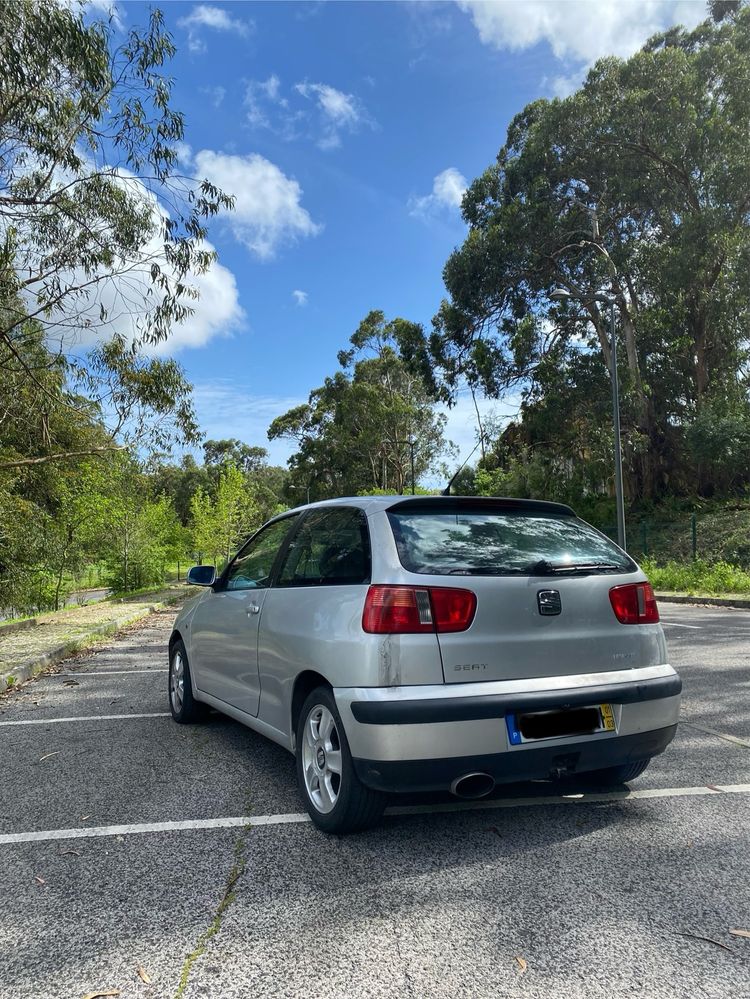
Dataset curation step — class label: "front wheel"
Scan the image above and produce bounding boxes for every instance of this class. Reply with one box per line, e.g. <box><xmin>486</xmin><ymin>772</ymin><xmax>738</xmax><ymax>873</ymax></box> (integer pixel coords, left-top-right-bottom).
<box><xmin>168</xmin><ymin>640</ymin><xmax>209</xmax><ymax>723</ymax></box>
<box><xmin>296</xmin><ymin>686</ymin><xmax>385</xmax><ymax>834</ymax></box>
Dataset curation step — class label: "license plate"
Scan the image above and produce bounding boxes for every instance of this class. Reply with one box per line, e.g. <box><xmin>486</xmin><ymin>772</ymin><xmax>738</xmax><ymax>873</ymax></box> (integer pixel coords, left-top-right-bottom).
<box><xmin>506</xmin><ymin>703</ymin><xmax>616</xmax><ymax>745</ymax></box>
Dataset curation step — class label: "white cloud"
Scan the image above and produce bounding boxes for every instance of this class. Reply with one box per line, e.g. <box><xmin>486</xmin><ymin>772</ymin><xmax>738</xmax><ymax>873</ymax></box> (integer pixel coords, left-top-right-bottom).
<box><xmin>26</xmin><ymin>170</ymin><xmax>244</xmax><ymax>356</ymax></box>
<box><xmin>190</xmin><ymin>383</ymin><xmax>304</xmax><ymax>465</ymax></box>
<box><xmin>409</xmin><ymin>167</ymin><xmax>468</xmax><ymax>218</ymax></box>
<box><xmin>292</xmin><ymin>289</ymin><xmax>308</xmax><ymax>307</ymax></box>
<box><xmin>178</xmin><ymin>4</ymin><xmax>253</xmax><ymax>53</ymax></box>
<box><xmin>295</xmin><ymin>81</ymin><xmax>368</xmax><ymax>150</ymax></box>
<box><xmin>458</xmin><ymin>0</ymin><xmax>706</xmax><ymax>90</ymax></box>
<box><xmin>193</xmin><ymin>150</ymin><xmax>321</xmax><ymax>259</ymax></box>
<box><xmin>201</xmin><ymin>85</ymin><xmax>226</xmax><ymax>108</ymax></box>
<box><xmin>85</xmin><ymin>0</ymin><xmax>124</xmax><ymax>29</ymax></box>
<box><xmin>244</xmin><ymin>74</ymin><xmax>289</xmax><ymax>128</ymax></box>
<box><xmin>242</xmin><ymin>76</ymin><xmax>372</xmax><ymax>150</ymax></box>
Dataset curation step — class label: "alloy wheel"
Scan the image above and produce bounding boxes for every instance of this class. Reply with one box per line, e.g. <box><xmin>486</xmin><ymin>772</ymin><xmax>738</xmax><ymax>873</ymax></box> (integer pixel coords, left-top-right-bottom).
<box><xmin>170</xmin><ymin>651</ymin><xmax>185</xmax><ymax>713</ymax></box>
<box><xmin>302</xmin><ymin>704</ymin><xmax>343</xmax><ymax>814</ymax></box>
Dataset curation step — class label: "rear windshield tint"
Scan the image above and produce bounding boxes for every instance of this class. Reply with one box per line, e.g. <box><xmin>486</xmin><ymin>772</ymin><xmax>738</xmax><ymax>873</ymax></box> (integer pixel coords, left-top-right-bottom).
<box><xmin>387</xmin><ymin>509</ymin><xmax>634</xmax><ymax>576</ymax></box>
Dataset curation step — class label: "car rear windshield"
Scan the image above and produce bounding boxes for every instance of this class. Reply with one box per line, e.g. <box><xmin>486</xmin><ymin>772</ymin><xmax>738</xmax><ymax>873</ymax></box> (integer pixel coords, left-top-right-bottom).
<box><xmin>387</xmin><ymin>508</ymin><xmax>635</xmax><ymax>576</ymax></box>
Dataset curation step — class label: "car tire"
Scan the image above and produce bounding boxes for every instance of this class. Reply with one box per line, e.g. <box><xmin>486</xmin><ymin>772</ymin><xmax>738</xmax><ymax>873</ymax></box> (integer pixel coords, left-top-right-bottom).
<box><xmin>296</xmin><ymin>686</ymin><xmax>385</xmax><ymax>834</ymax></box>
<box><xmin>168</xmin><ymin>639</ymin><xmax>209</xmax><ymax>723</ymax></box>
<box><xmin>576</xmin><ymin>758</ymin><xmax>651</xmax><ymax>786</ymax></box>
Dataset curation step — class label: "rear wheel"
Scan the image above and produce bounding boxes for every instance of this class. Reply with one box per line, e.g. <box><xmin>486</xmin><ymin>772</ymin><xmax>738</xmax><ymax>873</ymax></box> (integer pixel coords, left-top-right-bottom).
<box><xmin>577</xmin><ymin>758</ymin><xmax>651</xmax><ymax>786</ymax></box>
<box><xmin>168</xmin><ymin>640</ymin><xmax>208</xmax><ymax>723</ymax></box>
<box><xmin>296</xmin><ymin>686</ymin><xmax>385</xmax><ymax>834</ymax></box>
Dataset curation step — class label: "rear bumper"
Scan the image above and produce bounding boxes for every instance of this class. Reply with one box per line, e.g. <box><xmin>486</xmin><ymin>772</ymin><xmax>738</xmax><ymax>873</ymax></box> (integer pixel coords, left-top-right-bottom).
<box><xmin>353</xmin><ymin>725</ymin><xmax>678</xmax><ymax>793</ymax></box>
<box><xmin>334</xmin><ymin>663</ymin><xmax>681</xmax><ymax>791</ymax></box>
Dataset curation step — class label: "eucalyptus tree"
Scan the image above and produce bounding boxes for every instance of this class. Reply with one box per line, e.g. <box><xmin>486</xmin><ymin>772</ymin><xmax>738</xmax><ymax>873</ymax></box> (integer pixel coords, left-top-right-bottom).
<box><xmin>432</xmin><ymin>7</ymin><xmax>750</xmax><ymax>500</ymax></box>
<box><xmin>0</xmin><ymin>0</ymin><xmax>232</xmax><ymax>467</ymax></box>
<box><xmin>269</xmin><ymin>311</ymin><xmax>452</xmax><ymax>498</ymax></box>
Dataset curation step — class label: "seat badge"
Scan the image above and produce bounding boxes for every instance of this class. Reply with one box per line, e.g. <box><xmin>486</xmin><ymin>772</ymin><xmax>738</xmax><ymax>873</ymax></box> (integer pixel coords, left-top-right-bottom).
<box><xmin>537</xmin><ymin>589</ymin><xmax>562</xmax><ymax>616</ymax></box>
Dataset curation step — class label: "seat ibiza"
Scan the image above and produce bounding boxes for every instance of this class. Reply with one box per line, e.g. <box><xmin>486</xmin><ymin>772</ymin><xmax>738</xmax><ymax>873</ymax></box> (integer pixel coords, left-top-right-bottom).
<box><xmin>168</xmin><ymin>496</ymin><xmax>680</xmax><ymax>833</ymax></box>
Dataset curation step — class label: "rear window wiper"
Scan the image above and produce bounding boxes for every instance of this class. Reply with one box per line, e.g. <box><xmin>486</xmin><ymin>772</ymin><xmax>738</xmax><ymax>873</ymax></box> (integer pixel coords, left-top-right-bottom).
<box><xmin>530</xmin><ymin>559</ymin><xmax>624</xmax><ymax>575</ymax></box>
<box><xmin>446</xmin><ymin>566</ymin><xmax>526</xmax><ymax>575</ymax></box>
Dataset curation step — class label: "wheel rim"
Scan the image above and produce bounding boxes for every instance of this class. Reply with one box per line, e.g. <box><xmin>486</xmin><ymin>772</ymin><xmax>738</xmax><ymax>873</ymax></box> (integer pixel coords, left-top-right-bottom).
<box><xmin>302</xmin><ymin>704</ymin><xmax>342</xmax><ymax>814</ymax></box>
<box><xmin>170</xmin><ymin>651</ymin><xmax>185</xmax><ymax>713</ymax></box>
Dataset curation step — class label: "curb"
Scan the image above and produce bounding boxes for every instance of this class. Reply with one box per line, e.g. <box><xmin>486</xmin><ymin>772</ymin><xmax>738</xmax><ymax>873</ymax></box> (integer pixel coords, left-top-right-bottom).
<box><xmin>0</xmin><ymin>592</ymin><xmax>189</xmax><ymax>693</ymax></box>
<box><xmin>0</xmin><ymin>618</ymin><xmax>38</xmax><ymax>638</ymax></box>
<box><xmin>656</xmin><ymin>593</ymin><xmax>750</xmax><ymax>610</ymax></box>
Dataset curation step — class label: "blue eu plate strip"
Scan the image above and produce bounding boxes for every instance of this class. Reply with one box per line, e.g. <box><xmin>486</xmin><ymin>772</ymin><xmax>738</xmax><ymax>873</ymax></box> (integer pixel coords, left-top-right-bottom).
<box><xmin>506</xmin><ymin>713</ymin><xmax>523</xmax><ymax>745</ymax></box>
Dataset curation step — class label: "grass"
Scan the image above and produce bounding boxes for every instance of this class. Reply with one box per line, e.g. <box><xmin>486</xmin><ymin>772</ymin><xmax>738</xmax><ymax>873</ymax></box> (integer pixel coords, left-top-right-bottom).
<box><xmin>641</xmin><ymin>557</ymin><xmax>750</xmax><ymax>596</ymax></box>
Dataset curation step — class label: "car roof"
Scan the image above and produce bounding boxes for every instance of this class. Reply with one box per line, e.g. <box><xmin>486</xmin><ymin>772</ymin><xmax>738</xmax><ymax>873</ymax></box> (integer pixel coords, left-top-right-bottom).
<box><xmin>282</xmin><ymin>495</ymin><xmax>577</xmax><ymax>518</ymax></box>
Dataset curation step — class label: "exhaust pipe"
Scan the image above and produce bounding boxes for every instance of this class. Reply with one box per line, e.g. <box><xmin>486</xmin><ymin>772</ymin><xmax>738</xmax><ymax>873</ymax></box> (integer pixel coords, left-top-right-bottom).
<box><xmin>450</xmin><ymin>772</ymin><xmax>496</xmax><ymax>799</ymax></box>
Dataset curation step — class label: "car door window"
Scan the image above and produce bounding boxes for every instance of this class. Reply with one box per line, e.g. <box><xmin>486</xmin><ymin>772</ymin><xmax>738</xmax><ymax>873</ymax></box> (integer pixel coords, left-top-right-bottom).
<box><xmin>225</xmin><ymin>517</ymin><xmax>297</xmax><ymax>591</ymax></box>
<box><xmin>277</xmin><ymin>508</ymin><xmax>370</xmax><ymax>586</ymax></box>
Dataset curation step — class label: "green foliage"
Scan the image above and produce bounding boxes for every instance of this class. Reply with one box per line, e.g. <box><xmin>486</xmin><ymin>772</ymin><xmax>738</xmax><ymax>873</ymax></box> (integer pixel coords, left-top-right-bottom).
<box><xmin>642</xmin><ymin>557</ymin><xmax>750</xmax><ymax>595</ymax></box>
<box><xmin>432</xmin><ymin>9</ymin><xmax>750</xmax><ymax>503</ymax></box>
<box><xmin>190</xmin><ymin>464</ymin><xmax>261</xmax><ymax>568</ymax></box>
<box><xmin>0</xmin><ymin>0</ymin><xmax>232</xmax><ymax>465</ymax></box>
<box><xmin>270</xmin><ymin>310</ymin><xmax>454</xmax><ymax>499</ymax></box>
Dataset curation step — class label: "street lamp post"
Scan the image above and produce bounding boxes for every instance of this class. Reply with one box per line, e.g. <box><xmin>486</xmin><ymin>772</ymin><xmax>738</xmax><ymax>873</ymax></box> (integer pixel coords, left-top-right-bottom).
<box><xmin>550</xmin><ymin>289</ymin><xmax>627</xmax><ymax>551</ymax></box>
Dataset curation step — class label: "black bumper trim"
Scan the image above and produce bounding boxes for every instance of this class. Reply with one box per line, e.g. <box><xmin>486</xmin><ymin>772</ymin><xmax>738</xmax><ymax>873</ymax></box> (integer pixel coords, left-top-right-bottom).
<box><xmin>353</xmin><ymin>725</ymin><xmax>678</xmax><ymax>793</ymax></box>
<box><xmin>350</xmin><ymin>672</ymin><xmax>681</xmax><ymax>726</ymax></box>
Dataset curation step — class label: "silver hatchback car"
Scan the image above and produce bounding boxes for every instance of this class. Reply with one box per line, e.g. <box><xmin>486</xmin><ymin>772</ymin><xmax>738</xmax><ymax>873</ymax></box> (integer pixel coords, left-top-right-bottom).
<box><xmin>169</xmin><ymin>496</ymin><xmax>680</xmax><ymax>833</ymax></box>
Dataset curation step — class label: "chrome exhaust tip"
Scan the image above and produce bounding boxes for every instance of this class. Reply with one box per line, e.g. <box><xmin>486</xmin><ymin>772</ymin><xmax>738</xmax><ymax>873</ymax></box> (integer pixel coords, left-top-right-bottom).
<box><xmin>450</xmin><ymin>772</ymin><xmax>496</xmax><ymax>799</ymax></box>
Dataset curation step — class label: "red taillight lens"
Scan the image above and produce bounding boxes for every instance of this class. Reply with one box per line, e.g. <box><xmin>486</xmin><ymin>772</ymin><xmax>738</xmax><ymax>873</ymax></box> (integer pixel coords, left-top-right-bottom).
<box><xmin>429</xmin><ymin>587</ymin><xmax>477</xmax><ymax>632</ymax></box>
<box><xmin>362</xmin><ymin>585</ymin><xmax>476</xmax><ymax>634</ymax></box>
<box><xmin>609</xmin><ymin>582</ymin><xmax>659</xmax><ymax>624</ymax></box>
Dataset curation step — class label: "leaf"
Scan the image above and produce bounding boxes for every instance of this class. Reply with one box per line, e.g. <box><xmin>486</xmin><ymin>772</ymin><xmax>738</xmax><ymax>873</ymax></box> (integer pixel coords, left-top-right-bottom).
<box><xmin>677</xmin><ymin>932</ymin><xmax>733</xmax><ymax>952</ymax></box>
<box><xmin>63</xmin><ymin>679</ymin><xmax>80</xmax><ymax>686</ymax></box>
<box><xmin>136</xmin><ymin>966</ymin><xmax>152</xmax><ymax>984</ymax></box>
<box><xmin>39</xmin><ymin>751</ymin><xmax>61</xmax><ymax>762</ymax></box>
<box><xmin>82</xmin><ymin>991</ymin><xmax>120</xmax><ymax>999</ymax></box>
<box><xmin>515</xmin><ymin>956</ymin><xmax>527</xmax><ymax>975</ymax></box>
<box><xmin>34</xmin><ymin>875</ymin><xmax>46</xmax><ymax>885</ymax></box>
<box><xmin>730</xmin><ymin>929</ymin><xmax>750</xmax><ymax>939</ymax></box>
<box><xmin>59</xmin><ymin>849</ymin><xmax>81</xmax><ymax>857</ymax></box>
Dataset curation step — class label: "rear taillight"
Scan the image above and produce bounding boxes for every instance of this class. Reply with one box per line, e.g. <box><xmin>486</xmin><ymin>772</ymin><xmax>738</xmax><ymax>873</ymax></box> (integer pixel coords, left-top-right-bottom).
<box><xmin>609</xmin><ymin>582</ymin><xmax>659</xmax><ymax>624</ymax></box>
<box><xmin>362</xmin><ymin>585</ymin><xmax>476</xmax><ymax>634</ymax></box>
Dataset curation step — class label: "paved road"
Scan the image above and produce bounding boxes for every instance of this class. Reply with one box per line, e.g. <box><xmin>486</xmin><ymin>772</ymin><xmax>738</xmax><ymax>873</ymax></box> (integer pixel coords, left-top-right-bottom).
<box><xmin>0</xmin><ymin>604</ymin><xmax>748</xmax><ymax>999</ymax></box>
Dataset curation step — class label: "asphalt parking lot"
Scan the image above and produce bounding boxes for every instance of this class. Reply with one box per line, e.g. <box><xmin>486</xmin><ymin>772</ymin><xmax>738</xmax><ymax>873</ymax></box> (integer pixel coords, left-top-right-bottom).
<box><xmin>1</xmin><ymin>603</ymin><xmax>749</xmax><ymax>999</ymax></box>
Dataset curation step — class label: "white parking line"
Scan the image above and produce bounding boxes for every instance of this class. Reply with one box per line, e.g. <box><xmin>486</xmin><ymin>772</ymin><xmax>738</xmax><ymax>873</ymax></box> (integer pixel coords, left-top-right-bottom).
<box><xmin>660</xmin><ymin>621</ymin><xmax>702</xmax><ymax>629</ymax></box>
<box><xmin>0</xmin><ymin>712</ymin><xmax>169</xmax><ymax>727</ymax></box>
<box><xmin>1</xmin><ymin>784</ymin><xmax>748</xmax><ymax>845</ymax></box>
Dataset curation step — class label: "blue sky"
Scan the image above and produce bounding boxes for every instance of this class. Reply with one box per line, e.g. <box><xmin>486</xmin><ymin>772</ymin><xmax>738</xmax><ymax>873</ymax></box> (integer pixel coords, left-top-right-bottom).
<box><xmin>99</xmin><ymin>0</ymin><xmax>706</xmax><ymax>469</ymax></box>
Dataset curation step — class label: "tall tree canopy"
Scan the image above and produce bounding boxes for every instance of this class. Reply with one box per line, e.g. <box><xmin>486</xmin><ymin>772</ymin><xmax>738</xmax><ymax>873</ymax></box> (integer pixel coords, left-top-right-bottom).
<box><xmin>0</xmin><ymin>0</ymin><xmax>232</xmax><ymax>466</ymax></box>
<box><xmin>432</xmin><ymin>7</ymin><xmax>750</xmax><ymax>501</ymax></box>
<box><xmin>269</xmin><ymin>311</ymin><xmax>452</xmax><ymax>498</ymax></box>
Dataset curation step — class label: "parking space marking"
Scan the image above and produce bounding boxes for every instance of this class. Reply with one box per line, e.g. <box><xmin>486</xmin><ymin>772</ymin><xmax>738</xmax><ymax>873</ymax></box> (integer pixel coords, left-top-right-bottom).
<box><xmin>0</xmin><ymin>712</ymin><xmax>169</xmax><ymax>727</ymax></box>
<box><xmin>682</xmin><ymin>719</ymin><xmax>750</xmax><ymax>749</ymax></box>
<box><xmin>2</xmin><ymin>784</ymin><xmax>749</xmax><ymax>846</ymax></box>
<box><xmin>660</xmin><ymin>621</ymin><xmax>702</xmax><ymax>629</ymax></box>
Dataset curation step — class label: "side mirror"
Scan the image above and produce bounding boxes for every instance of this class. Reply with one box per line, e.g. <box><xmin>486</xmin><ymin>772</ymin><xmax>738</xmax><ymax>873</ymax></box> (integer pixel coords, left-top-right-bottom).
<box><xmin>187</xmin><ymin>565</ymin><xmax>216</xmax><ymax>587</ymax></box>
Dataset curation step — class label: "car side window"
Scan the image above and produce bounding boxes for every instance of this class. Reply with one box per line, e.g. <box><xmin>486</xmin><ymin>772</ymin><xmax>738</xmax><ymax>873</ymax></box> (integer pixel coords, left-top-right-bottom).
<box><xmin>225</xmin><ymin>517</ymin><xmax>297</xmax><ymax>591</ymax></box>
<box><xmin>277</xmin><ymin>508</ymin><xmax>370</xmax><ymax>587</ymax></box>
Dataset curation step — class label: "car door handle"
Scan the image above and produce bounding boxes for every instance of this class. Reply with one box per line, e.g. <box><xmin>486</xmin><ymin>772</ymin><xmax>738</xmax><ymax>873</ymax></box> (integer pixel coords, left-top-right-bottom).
<box><xmin>247</xmin><ymin>603</ymin><xmax>260</xmax><ymax>615</ymax></box>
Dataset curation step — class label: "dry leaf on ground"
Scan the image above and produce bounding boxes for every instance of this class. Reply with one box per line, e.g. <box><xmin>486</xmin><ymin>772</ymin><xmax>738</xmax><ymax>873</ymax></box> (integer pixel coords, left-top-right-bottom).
<box><xmin>515</xmin><ymin>956</ymin><xmax>528</xmax><ymax>974</ymax></box>
<box><xmin>730</xmin><ymin>929</ymin><xmax>750</xmax><ymax>939</ymax></box>
<box><xmin>82</xmin><ymin>991</ymin><xmax>120</xmax><ymax>999</ymax></box>
<box><xmin>34</xmin><ymin>876</ymin><xmax>46</xmax><ymax>885</ymax></box>
<box><xmin>39</xmin><ymin>751</ymin><xmax>61</xmax><ymax>762</ymax></box>
<box><xmin>136</xmin><ymin>966</ymin><xmax>152</xmax><ymax>984</ymax></box>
